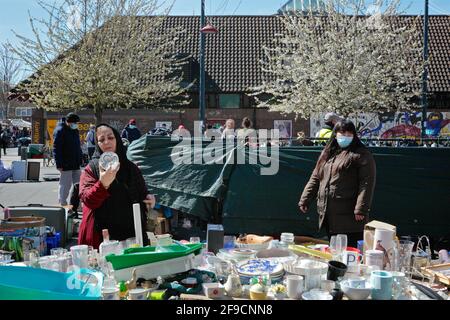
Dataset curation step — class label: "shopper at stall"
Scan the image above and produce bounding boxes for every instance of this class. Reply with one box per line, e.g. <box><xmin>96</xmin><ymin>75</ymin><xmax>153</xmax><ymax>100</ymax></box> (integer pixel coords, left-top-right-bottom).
<box><xmin>221</xmin><ymin>119</ymin><xmax>236</xmax><ymax>139</ymax></box>
<box><xmin>78</xmin><ymin>124</ymin><xmax>156</xmax><ymax>249</ymax></box>
<box><xmin>298</xmin><ymin>120</ymin><xmax>376</xmax><ymax>247</ymax></box>
<box><xmin>85</xmin><ymin>124</ymin><xmax>96</xmax><ymax>160</ymax></box>
<box><xmin>53</xmin><ymin>113</ymin><xmax>83</xmax><ymax>206</ymax></box>
<box><xmin>121</xmin><ymin>119</ymin><xmax>142</xmax><ymax>144</ymax></box>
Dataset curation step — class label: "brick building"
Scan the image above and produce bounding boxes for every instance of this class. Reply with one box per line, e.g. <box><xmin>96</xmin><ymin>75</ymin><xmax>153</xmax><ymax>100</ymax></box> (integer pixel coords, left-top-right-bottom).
<box><xmin>9</xmin><ymin>15</ymin><xmax>450</xmax><ymax>143</ymax></box>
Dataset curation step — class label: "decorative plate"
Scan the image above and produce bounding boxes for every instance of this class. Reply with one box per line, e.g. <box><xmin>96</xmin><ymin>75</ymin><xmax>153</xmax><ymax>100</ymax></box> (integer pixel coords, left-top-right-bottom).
<box><xmin>237</xmin><ymin>259</ymin><xmax>284</xmax><ymax>276</ymax></box>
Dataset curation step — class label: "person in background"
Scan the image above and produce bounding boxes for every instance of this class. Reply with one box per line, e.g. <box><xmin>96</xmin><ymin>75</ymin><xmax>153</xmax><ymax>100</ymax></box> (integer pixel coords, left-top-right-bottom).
<box><xmin>316</xmin><ymin>112</ymin><xmax>343</xmax><ymax>144</ymax></box>
<box><xmin>1</xmin><ymin>128</ymin><xmax>9</xmax><ymax>155</ymax></box>
<box><xmin>86</xmin><ymin>125</ymin><xmax>96</xmax><ymax>160</ymax></box>
<box><xmin>221</xmin><ymin>119</ymin><xmax>236</xmax><ymax>139</ymax></box>
<box><xmin>236</xmin><ymin>117</ymin><xmax>257</xmax><ymax>146</ymax></box>
<box><xmin>299</xmin><ymin>120</ymin><xmax>376</xmax><ymax>248</ymax></box>
<box><xmin>121</xmin><ymin>119</ymin><xmax>142</xmax><ymax>144</ymax></box>
<box><xmin>53</xmin><ymin>112</ymin><xmax>83</xmax><ymax>206</ymax></box>
<box><xmin>78</xmin><ymin>124</ymin><xmax>156</xmax><ymax>248</ymax></box>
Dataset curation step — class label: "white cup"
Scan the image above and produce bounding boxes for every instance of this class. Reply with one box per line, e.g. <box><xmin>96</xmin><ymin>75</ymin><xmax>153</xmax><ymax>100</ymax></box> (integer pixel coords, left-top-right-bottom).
<box><xmin>70</xmin><ymin>245</ymin><xmax>89</xmax><ymax>269</ymax></box>
<box><xmin>286</xmin><ymin>275</ymin><xmax>304</xmax><ymax>299</ymax></box>
<box><xmin>128</xmin><ymin>288</ymin><xmax>149</xmax><ymax>300</ymax></box>
<box><xmin>344</xmin><ymin>250</ymin><xmax>363</xmax><ymax>266</ymax></box>
<box><xmin>365</xmin><ymin>250</ymin><xmax>384</xmax><ymax>270</ymax></box>
<box><xmin>102</xmin><ymin>287</ymin><xmax>120</xmax><ymax>300</ymax></box>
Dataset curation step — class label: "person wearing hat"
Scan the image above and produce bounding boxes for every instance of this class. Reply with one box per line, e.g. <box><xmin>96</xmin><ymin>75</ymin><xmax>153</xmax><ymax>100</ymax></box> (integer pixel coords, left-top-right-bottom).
<box><xmin>121</xmin><ymin>119</ymin><xmax>142</xmax><ymax>144</ymax></box>
<box><xmin>316</xmin><ymin>112</ymin><xmax>343</xmax><ymax>143</ymax></box>
<box><xmin>53</xmin><ymin>112</ymin><xmax>83</xmax><ymax>206</ymax></box>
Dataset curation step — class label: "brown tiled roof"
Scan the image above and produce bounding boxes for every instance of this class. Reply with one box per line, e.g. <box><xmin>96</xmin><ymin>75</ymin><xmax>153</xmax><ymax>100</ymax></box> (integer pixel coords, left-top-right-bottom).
<box><xmin>10</xmin><ymin>15</ymin><xmax>450</xmax><ymax>99</ymax></box>
<box><xmin>155</xmin><ymin>15</ymin><xmax>450</xmax><ymax>93</ymax></box>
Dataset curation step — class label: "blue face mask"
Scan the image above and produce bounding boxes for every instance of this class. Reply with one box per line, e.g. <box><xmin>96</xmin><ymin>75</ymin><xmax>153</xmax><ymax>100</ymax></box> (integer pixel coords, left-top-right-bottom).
<box><xmin>70</xmin><ymin>123</ymin><xmax>78</xmax><ymax>130</ymax></box>
<box><xmin>337</xmin><ymin>136</ymin><xmax>353</xmax><ymax>149</ymax></box>
<box><xmin>129</xmin><ymin>125</ymin><xmax>136</xmax><ymax>129</ymax></box>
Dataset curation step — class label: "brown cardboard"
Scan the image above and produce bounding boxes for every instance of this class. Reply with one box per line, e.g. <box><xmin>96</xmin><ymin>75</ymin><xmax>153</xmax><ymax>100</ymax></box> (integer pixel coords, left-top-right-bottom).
<box><xmin>363</xmin><ymin>220</ymin><xmax>397</xmax><ymax>253</ymax></box>
<box><xmin>155</xmin><ymin>217</ymin><xmax>170</xmax><ymax>235</ymax></box>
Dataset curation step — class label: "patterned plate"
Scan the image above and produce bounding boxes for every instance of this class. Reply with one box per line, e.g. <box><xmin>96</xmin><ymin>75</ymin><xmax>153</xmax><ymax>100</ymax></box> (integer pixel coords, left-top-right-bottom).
<box><xmin>237</xmin><ymin>259</ymin><xmax>284</xmax><ymax>276</ymax></box>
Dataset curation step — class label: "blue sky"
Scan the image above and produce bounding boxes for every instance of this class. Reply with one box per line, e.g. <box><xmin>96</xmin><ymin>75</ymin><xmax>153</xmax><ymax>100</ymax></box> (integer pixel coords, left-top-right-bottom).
<box><xmin>1</xmin><ymin>0</ymin><xmax>450</xmax><ymax>46</ymax></box>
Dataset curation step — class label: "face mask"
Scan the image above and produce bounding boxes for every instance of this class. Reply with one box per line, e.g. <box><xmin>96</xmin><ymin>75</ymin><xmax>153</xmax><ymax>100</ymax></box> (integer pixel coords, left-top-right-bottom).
<box><xmin>337</xmin><ymin>136</ymin><xmax>353</xmax><ymax>149</ymax></box>
<box><xmin>70</xmin><ymin>123</ymin><xmax>78</xmax><ymax>130</ymax></box>
<box><xmin>129</xmin><ymin>125</ymin><xmax>136</xmax><ymax>129</ymax></box>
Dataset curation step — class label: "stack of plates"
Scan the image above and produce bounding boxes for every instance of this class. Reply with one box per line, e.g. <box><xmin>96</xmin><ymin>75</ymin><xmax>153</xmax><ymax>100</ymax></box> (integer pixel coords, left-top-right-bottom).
<box><xmin>236</xmin><ymin>259</ymin><xmax>284</xmax><ymax>284</ymax></box>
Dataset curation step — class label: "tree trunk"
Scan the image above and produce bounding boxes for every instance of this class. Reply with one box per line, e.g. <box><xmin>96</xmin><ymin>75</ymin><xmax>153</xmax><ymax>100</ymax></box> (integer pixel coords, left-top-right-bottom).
<box><xmin>94</xmin><ymin>106</ymin><xmax>103</xmax><ymax>125</ymax></box>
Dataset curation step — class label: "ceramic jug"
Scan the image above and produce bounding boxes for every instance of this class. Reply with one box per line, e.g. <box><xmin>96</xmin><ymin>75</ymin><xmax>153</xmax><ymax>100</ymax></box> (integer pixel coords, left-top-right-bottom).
<box><xmin>224</xmin><ymin>273</ymin><xmax>243</xmax><ymax>297</ymax></box>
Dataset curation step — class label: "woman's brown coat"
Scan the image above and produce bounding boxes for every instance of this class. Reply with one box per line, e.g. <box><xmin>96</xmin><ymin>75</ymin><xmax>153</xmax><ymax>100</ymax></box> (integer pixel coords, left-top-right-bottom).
<box><xmin>299</xmin><ymin>147</ymin><xmax>376</xmax><ymax>234</ymax></box>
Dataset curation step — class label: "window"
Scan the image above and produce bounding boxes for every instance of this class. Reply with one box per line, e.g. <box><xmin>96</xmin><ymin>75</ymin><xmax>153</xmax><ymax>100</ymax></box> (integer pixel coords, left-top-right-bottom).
<box><xmin>15</xmin><ymin>107</ymin><xmax>32</xmax><ymax>117</ymax></box>
<box><xmin>219</xmin><ymin>94</ymin><xmax>241</xmax><ymax>109</ymax></box>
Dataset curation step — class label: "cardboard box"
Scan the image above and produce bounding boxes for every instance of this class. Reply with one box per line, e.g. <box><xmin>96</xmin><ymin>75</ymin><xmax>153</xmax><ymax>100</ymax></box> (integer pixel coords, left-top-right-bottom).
<box><xmin>154</xmin><ymin>217</ymin><xmax>170</xmax><ymax>235</ymax></box>
<box><xmin>363</xmin><ymin>220</ymin><xmax>396</xmax><ymax>253</ymax></box>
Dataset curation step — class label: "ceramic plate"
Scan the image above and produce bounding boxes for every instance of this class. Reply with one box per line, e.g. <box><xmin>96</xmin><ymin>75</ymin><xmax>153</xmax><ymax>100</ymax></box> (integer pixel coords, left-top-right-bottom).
<box><xmin>237</xmin><ymin>259</ymin><xmax>284</xmax><ymax>276</ymax></box>
<box><xmin>302</xmin><ymin>291</ymin><xmax>333</xmax><ymax>300</ymax></box>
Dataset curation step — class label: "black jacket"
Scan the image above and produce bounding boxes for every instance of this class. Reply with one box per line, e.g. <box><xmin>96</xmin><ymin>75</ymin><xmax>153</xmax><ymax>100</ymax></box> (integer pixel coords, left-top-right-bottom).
<box><xmin>53</xmin><ymin>123</ymin><xmax>82</xmax><ymax>170</ymax></box>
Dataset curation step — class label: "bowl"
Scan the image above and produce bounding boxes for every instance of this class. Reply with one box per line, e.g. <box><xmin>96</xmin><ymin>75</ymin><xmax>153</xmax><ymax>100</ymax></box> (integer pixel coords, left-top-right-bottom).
<box><xmin>283</xmin><ymin>259</ymin><xmax>328</xmax><ymax>276</ymax></box>
<box><xmin>302</xmin><ymin>289</ymin><xmax>333</xmax><ymax>300</ymax></box>
<box><xmin>340</xmin><ymin>279</ymin><xmax>372</xmax><ymax>300</ymax></box>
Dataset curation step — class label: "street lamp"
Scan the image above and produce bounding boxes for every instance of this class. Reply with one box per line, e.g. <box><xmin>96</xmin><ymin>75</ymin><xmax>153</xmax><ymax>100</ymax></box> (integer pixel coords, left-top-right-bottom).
<box><xmin>199</xmin><ymin>0</ymin><xmax>218</xmax><ymax>133</ymax></box>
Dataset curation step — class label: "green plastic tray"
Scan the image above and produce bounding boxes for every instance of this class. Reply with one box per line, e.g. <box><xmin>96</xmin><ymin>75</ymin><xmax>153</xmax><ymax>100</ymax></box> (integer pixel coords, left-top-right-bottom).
<box><xmin>105</xmin><ymin>242</ymin><xmax>203</xmax><ymax>270</ymax></box>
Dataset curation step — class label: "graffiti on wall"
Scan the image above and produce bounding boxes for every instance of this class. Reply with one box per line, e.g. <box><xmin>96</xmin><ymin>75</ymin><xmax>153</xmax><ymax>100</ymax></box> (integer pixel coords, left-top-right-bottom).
<box><xmin>311</xmin><ymin>112</ymin><xmax>450</xmax><ymax>138</ymax></box>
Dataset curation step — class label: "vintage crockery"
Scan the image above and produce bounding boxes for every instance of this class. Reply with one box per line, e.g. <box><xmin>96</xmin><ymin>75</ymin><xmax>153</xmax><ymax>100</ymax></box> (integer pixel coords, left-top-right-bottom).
<box><xmin>224</xmin><ymin>273</ymin><xmax>243</xmax><ymax>297</ymax></box>
<box><xmin>302</xmin><ymin>289</ymin><xmax>333</xmax><ymax>300</ymax></box>
<box><xmin>344</xmin><ymin>248</ymin><xmax>363</xmax><ymax>266</ymax></box>
<box><xmin>341</xmin><ymin>279</ymin><xmax>372</xmax><ymax>300</ymax></box>
<box><xmin>373</xmin><ymin>229</ymin><xmax>395</xmax><ymax>270</ymax></box>
<box><xmin>371</xmin><ymin>270</ymin><xmax>393</xmax><ymax>300</ymax></box>
<box><xmin>286</xmin><ymin>275</ymin><xmax>304</xmax><ymax>299</ymax></box>
<box><xmin>347</xmin><ymin>277</ymin><xmax>366</xmax><ymax>289</ymax></box>
<box><xmin>102</xmin><ymin>287</ymin><xmax>120</xmax><ymax>300</ymax></box>
<box><xmin>203</xmin><ymin>283</ymin><xmax>225</xmax><ymax>299</ymax></box>
<box><xmin>128</xmin><ymin>288</ymin><xmax>149</xmax><ymax>300</ymax></box>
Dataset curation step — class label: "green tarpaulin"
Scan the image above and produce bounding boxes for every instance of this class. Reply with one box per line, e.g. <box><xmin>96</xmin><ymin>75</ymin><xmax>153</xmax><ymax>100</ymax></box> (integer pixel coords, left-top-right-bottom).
<box><xmin>128</xmin><ymin>136</ymin><xmax>450</xmax><ymax>238</ymax></box>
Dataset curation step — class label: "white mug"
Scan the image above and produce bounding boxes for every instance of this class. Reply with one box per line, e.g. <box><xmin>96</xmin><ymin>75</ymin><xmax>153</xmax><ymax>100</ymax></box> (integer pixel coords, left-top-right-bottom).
<box><xmin>365</xmin><ymin>250</ymin><xmax>384</xmax><ymax>270</ymax></box>
<box><xmin>128</xmin><ymin>288</ymin><xmax>149</xmax><ymax>300</ymax></box>
<box><xmin>344</xmin><ymin>250</ymin><xmax>363</xmax><ymax>266</ymax></box>
<box><xmin>102</xmin><ymin>288</ymin><xmax>120</xmax><ymax>300</ymax></box>
<box><xmin>286</xmin><ymin>275</ymin><xmax>304</xmax><ymax>299</ymax></box>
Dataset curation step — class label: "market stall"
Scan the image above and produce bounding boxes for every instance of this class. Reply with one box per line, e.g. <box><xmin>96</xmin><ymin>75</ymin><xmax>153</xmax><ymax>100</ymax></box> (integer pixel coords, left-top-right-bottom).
<box><xmin>0</xmin><ymin>215</ymin><xmax>448</xmax><ymax>301</ymax></box>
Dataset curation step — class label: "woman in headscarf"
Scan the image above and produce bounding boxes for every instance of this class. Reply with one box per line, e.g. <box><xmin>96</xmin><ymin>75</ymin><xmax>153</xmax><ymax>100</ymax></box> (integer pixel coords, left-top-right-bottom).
<box><xmin>78</xmin><ymin>124</ymin><xmax>155</xmax><ymax>249</ymax></box>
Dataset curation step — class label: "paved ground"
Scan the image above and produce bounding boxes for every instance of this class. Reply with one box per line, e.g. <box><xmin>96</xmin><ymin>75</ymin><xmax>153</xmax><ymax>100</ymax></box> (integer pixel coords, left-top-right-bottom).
<box><xmin>0</xmin><ymin>148</ymin><xmax>60</xmax><ymax>218</ymax></box>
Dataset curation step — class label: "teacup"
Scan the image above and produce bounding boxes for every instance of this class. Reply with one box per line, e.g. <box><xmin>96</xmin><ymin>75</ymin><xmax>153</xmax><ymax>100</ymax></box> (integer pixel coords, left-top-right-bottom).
<box><xmin>128</xmin><ymin>288</ymin><xmax>149</xmax><ymax>300</ymax></box>
<box><xmin>102</xmin><ymin>287</ymin><xmax>120</xmax><ymax>300</ymax></box>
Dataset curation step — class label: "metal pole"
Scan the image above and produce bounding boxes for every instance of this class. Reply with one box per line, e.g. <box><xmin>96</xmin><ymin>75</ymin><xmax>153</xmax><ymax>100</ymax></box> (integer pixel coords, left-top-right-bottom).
<box><xmin>199</xmin><ymin>0</ymin><xmax>206</xmax><ymax>133</ymax></box>
<box><xmin>421</xmin><ymin>0</ymin><xmax>429</xmax><ymax>139</ymax></box>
